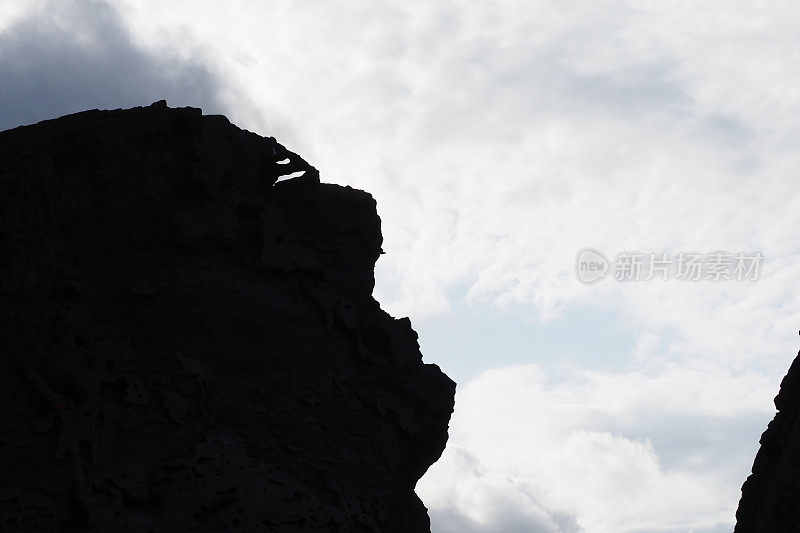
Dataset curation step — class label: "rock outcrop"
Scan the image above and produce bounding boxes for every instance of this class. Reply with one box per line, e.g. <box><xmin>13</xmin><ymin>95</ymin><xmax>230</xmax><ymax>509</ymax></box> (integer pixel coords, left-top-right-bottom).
<box><xmin>0</xmin><ymin>102</ymin><xmax>455</xmax><ymax>532</ymax></box>
<box><xmin>736</xmin><ymin>350</ymin><xmax>800</xmax><ymax>532</ymax></box>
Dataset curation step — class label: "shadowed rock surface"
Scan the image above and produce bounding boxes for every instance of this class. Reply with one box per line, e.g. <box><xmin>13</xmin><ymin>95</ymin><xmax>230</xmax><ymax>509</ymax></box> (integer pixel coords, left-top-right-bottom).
<box><xmin>0</xmin><ymin>101</ymin><xmax>455</xmax><ymax>532</ymax></box>
<box><xmin>736</xmin><ymin>349</ymin><xmax>800</xmax><ymax>532</ymax></box>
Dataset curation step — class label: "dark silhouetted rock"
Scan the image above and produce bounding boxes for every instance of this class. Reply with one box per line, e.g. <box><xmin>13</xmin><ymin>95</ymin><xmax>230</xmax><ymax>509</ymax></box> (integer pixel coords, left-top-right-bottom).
<box><xmin>735</xmin><ymin>350</ymin><xmax>800</xmax><ymax>532</ymax></box>
<box><xmin>0</xmin><ymin>101</ymin><xmax>455</xmax><ymax>532</ymax></box>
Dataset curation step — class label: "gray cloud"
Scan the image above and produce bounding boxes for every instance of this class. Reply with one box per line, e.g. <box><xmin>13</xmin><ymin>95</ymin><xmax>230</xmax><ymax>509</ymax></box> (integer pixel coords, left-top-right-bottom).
<box><xmin>430</xmin><ymin>506</ymin><xmax>567</xmax><ymax>533</ymax></box>
<box><xmin>430</xmin><ymin>501</ymin><xmax>583</xmax><ymax>533</ymax></box>
<box><xmin>0</xmin><ymin>0</ymin><xmax>225</xmax><ymax>131</ymax></box>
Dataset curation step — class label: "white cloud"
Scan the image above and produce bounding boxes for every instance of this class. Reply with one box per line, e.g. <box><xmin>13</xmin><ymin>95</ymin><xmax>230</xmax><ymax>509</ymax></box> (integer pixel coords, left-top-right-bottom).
<box><xmin>422</xmin><ymin>445</ymin><xmax>581</xmax><ymax>533</ymax></box>
<box><xmin>419</xmin><ymin>363</ymin><xmax>771</xmax><ymax>532</ymax></box>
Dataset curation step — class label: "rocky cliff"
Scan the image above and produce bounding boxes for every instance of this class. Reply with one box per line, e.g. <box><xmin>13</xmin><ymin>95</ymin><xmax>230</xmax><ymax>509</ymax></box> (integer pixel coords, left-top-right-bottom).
<box><xmin>0</xmin><ymin>101</ymin><xmax>455</xmax><ymax>532</ymax></box>
<box><xmin>736</xmin><ymin>350</ymin><xmax>800</xmax><ymax>532</ymax></box>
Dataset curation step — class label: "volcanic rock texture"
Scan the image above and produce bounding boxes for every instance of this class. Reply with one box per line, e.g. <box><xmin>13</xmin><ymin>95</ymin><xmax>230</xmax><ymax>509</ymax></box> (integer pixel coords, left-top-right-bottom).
<box><xmin>736</xmin><ymin>350</ymin><xmax>800</xmax><ymax>532</ymax></box>
<box><xmin>0</xmin><ymin>102</ymin><xmax>455</xmax><ymax>532</ymax></box>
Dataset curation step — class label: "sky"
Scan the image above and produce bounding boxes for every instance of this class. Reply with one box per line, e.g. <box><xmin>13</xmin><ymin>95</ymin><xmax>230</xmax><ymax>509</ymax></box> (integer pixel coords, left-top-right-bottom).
<box><xmin>2</xmin><ymin>1</ymin><xmax>799</xmax><ymax>531</ymax></box>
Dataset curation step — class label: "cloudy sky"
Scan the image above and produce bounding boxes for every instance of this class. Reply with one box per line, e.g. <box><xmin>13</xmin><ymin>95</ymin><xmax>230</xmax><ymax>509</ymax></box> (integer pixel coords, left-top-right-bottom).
<box><xmin>3</xmin><ymin>1</ymin><xmax>800</xmax><ymax>531</ymax></box>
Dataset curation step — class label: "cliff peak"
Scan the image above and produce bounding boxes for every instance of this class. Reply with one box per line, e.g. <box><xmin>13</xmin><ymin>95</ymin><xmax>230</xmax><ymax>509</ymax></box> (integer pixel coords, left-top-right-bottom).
<box><xmin>0</xmin><ymin>102</ymin><xmax>455</xmax><ymax>531</ymax></box>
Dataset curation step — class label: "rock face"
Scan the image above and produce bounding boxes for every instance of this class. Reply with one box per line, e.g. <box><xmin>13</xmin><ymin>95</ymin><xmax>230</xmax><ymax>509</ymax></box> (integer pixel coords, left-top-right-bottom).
<box><xmin>736</xmin><ymin>350</ymin><xmax>800</xmax><ymax>532</ymax></box>
<box><xmin>0</xmin><ymin>102</ymin><xmax>455</xmax><ymax>532</ymax></box>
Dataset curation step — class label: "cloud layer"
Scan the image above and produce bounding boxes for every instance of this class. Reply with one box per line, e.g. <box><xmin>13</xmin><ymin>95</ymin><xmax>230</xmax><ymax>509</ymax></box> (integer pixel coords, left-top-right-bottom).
<box><xmin>5</xmin><ymin>1</ymin><xmax>800</xmax><ymax>530</ymax></box>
